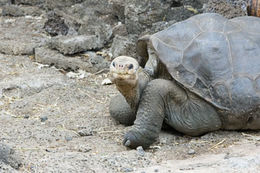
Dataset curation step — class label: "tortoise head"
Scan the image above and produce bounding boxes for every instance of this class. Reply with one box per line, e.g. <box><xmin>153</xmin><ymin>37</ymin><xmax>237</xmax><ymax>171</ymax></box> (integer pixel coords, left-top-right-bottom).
<box><xmin>109</xmin><ymin>56</ymin><xmax>140</xmax><ymax>87</ymax></box>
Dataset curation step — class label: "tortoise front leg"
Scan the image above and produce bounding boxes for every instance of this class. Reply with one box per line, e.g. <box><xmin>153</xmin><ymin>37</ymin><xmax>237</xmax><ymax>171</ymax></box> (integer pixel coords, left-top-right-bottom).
<box><xmin>123</xmin><ymin>79</ymin><xmax>177</xmax><ymax>149</ymax></box>
<box><xmin>123</xmin><ymin>79</ymin><xmax>222</xmax><ymax>149</ymax></box>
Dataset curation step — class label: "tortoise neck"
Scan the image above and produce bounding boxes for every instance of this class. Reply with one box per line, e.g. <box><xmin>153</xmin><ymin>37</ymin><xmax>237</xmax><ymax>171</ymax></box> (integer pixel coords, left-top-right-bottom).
<box><xmin>116</xmin><ymin>68</ymin><xmax>151</xmax><ymax>113</ymax></box>
<box><xmin>117</xmin><ymin>81</ymin><xmax>140</xmax><ymax>112</ymax></box>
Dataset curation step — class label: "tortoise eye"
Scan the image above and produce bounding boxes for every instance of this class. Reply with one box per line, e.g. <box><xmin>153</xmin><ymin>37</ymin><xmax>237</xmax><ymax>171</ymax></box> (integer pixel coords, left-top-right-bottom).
<box><xmin>112</xmin><ymin>62</ymin><xmax>116</xmax><ymax>67</ymax></box>
<box><xmin>128</xmin><ymin>64</ymin><xmax>134</xmax><ymax>70</ymax></box>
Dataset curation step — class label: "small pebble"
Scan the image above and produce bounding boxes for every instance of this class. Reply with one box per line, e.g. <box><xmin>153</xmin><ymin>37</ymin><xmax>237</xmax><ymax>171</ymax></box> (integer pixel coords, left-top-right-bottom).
<box><xmin>65</xmin><ymin>136</ymin><xmax>73</xmax><ymax>141</ymax></box>
<box><xmin>154</xmin><ymin>168</ymin><xmax>159</xmax><ymax>172</ymax></box>
<box><xmin>122</xmin><ymin>167</ymin><xmax>133</xmax><ymax>172</ymax></box>
<box><xmin>78</xmin><ymin>129</ymin><xmax>94</xmax><ymax>136</ymax></box>
<box><xmin>136</xmin><ymin>146</ymin><xmax>145</xmax><ymax>157</ymax></box>
<box><xmin>78</xmin><ymin>146</ymin><xmax>91</xmax><ymax>153</ymax></box>
<box><xmin>40</xmin><ymin>115</ymin><xmax>48</xmax><ymax>122</ymax></box>
<box><xmin>188</xmin><ymin>149</ymin><xmax>196</xmax><ymax>155</ymax></box>
<box><xmin>24</xmin><ymin>115</ymin><xmax>29</xmax><ymax>119</ymax></box>
<box><xmin>102</xmin><ymin>78</ymin><xmax>112</xmax><ymax>85</ymax></box>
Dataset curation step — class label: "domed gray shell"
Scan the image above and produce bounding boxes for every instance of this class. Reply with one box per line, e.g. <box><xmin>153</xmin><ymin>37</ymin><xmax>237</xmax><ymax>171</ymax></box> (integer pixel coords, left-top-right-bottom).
<box><xmin>142</xmin><ymin>13</ymin><xmax>260</xmax><ymax>113</ymax></box>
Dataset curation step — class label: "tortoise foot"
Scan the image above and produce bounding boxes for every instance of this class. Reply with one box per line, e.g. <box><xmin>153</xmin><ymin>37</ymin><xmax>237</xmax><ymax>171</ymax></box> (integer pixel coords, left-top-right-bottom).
<box><xmin>123</xmin><ymin>130</ymin><xmax>156</xmax><ymax>149</ymax></box>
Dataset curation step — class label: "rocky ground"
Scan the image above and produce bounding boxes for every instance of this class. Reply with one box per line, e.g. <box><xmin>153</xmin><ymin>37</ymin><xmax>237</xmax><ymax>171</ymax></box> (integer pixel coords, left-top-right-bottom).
<box><xmin>0</xmin><ymin>0</ymin><xmax>260</xmax><ymax>172</ymax></box>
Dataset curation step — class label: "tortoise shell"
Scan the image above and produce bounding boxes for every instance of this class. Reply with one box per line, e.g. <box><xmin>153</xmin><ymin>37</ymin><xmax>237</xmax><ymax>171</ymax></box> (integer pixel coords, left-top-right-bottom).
<box><xmin>138</xmin><ymin>13</ymin><xmax>260</xmax><ymax>114</ymax></box>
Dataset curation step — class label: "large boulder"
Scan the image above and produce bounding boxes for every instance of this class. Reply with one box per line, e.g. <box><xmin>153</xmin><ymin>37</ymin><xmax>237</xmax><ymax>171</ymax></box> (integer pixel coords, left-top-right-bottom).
<box><xmin>49</xmin><ymin>35</ymin><xmax>102</xmax><ymax>55</ymax></box>
<box><xmin>110</xmin><ymin>35</ymin><xmax>137</xmax><ymax>59</ymax></box>
<box><xmin>124</xmin><ymin>0</ymin><xmax>207</xmax><ymax>35</ymax></box>
<box><xmin>0</xmin><ymin>17</ymin><xmax>48</xmax><ymax>55</ymax></box>
<box><xmin>35</xmin><ymin>47</ymin><xmax>110</xmax><ymax>73</ymax></box>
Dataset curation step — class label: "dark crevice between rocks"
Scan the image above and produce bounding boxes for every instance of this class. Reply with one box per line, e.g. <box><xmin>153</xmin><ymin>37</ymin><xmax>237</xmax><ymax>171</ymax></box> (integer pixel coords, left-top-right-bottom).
<box><xmin>170</xmin><ymin>1</ymin><xmax>183</xmax><ymax>7</ymax></box>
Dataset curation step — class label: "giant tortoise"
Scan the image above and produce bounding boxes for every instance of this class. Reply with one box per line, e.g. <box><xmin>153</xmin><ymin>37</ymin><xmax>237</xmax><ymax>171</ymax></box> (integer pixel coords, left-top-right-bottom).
<box><xmin>109</xmin><ymin>13</ymin><xmax>260</xmax><ymax>149</ymax></box>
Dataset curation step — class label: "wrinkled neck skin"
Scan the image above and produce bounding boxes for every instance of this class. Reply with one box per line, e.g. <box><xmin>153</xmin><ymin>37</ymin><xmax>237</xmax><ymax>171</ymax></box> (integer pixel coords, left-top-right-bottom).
<box><xmin>116</xmin><ymin>68</ymin><xmax>151</xmax><ymax>113</ymax></box>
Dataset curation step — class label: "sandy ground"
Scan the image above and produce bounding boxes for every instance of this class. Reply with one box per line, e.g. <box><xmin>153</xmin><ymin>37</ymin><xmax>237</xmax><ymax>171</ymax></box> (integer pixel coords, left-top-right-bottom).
<box><xmin>0</xmin><ymin>53</ymin><xmax>260</xmax><ymax>173</ymax></box>
<box><xmin>0</xmin><ymin>7</ymin><xmax>259</xmax><ymax>172</ymax></box>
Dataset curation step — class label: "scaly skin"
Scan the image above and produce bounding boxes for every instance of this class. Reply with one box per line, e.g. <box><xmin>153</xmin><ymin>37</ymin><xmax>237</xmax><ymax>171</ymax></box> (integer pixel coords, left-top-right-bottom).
<box><xmin>109</xmin><ymin>56</ymin><xmax>222</xmax><ymax>149</ymax></box>
<box><xmin>109</xmin><ymin>56</ymin><xmax>150</xmax><ymax>113</ymax></box>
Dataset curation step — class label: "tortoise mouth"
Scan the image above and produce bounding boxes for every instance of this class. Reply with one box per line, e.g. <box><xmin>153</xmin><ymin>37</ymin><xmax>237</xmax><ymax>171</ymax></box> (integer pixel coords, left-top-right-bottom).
<box><xmin>109</xmin><ymin>71</ymin><xmax>137</xmax><ymax>81</ymax></box>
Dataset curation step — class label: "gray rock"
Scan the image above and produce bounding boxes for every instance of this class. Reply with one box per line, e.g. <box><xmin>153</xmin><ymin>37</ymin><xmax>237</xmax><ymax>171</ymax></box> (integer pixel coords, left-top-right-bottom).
<box><xmin>122</xmin><ymin>167</ymin><xmax>134</xmax><ymax>172</ymax></box>
<box><xmin>50</xmin><ymin>35</ymin><xmax>101</xmax><ymax>55</ymax></box>
<box><xmin>0</xmin><ymin>0</ymin><xmax>11</xmax><ymax>6</ymax></box>
<box><xmin>13</xmin><ymin>0</ymin><xmax>45</xmax><ymax>6</ymax></box>
<box><xmin>110</xmin><ymin>35</ymin><xmax>136</xmax><ymax>58</ymax></box>
<box><xmin>35</xmin><ymin>47</ymin><xmax>109</xmax><ymax>73</ymax></box>
<box><xmin>0</xmin><ymin>16</ymin><xmax>48</xmax><ymax>55</ymax></box>
<box><xmin>40</xmin><ymin>115</ymin><xmax>48</xmax><ymax>122</ymax></box>
<box><xmin>65</xmin><ymin>136</ymin><xmax>73</xmax><ymax>141</ymax></box>
<box><xmin>203</xmin><ymin>0</ymin><xmax>247</xmax><ymax>19</ymax></box>
<box><xmin>112</xmin><ymin>23</ymin><xmax>128</xmax><ymax>37</ymax></box>
<box><xmin>24</xmin><ymin>115</ymin><xmax>29</xmax><ymax>119</ymax></box>
<box><xmin>188</xmin><ymin>149</ymin><xmax>196</xmax><ymax>155</ymax></box>
<box><xmin>0</xmin><ymin>143</ymin><xmax>22</xmax><ymax>169</ymax></box>
<box><xmin>58</xmin><ymin>0</ymin><xmax>116</xmax><ymax>47</ymax></box>
<box><xmin>78</xmin><ymin>128</ymin><xmax>94</xmax><ymax>136</ymax></box>
<box><xmin>2</xmin><ymin>4</ymin><xmax>43</xmax><ymax>17</ymax></box>
<box><xmin>2</xmin><ymin>5</ymin><xmax>24</xmax><ymax>16</ymax></box>
<box><xmin>44</xmin><ymin>0</ymin><xmax>84</xmax><ymax>9</ymax></box>
<box><xmin>124</xmin><ymin>0</ymin><xmax>205</xmax><ymax>35</ymax></box>
<box><xmin>44</xmin><ymin>11</ymin><xmax>69</xmax><ymax>37</ymax></box>
<box><xmin>136</xmin><ymin>146</ymin><xmax>145</xmax><ymax>157</ymax></box>
<box><xmin>78</xmin><ymin>21</ymin><xmax>113</xmax><ymax>48</ymax></box>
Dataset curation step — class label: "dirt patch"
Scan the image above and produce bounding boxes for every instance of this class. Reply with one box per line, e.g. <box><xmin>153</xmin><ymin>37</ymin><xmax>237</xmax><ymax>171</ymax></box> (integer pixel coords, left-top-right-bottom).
<box><xmin>0</xmin><ymin>54</ymin><xmax>260</xmax><ymax>172</ymax></box>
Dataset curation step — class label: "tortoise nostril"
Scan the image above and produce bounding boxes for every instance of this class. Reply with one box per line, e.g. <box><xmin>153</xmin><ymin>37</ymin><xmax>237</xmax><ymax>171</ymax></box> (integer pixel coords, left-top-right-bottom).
<box><xmin>128</xmin><ymin>64</ymin><xmax>134</xmax><ymax>70</ymax></box>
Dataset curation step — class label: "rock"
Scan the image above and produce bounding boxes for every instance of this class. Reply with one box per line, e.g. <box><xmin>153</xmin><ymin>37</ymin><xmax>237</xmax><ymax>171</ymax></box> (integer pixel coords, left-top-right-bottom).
<box><xmin>110</xmin><ymin>35</ymin><xmax>136</xmax><ymax>59</ymax></box>
<box><xmin>78</xmin><ymin>21</ymin><xmax>113</xmax><ymax>48</ymax></box>
<box><xmin>44</xmin><ymin>11</ymin><xmax>69</xmax><ymax>37</ymax></box>
<box><xmin>142</xmin><ymin>20</ymin><xmax>176</xmax><ymax>35</ymax></box>
<box><xmin>0</xmin><ymin>0</ymin><xmax>11</xmax><ymax>6</ymax></box>
<box><xmin>112</xmin><ymin>23</ymin><xmax>128</xmax><ymax>37</ymax></box>
<box><xmin>35</xmin><ymin>47</ymin><xmax>109</xmax><ymax>73</ymax></box>
<box><xmin>102</xmin><ymin>78</ymin><xmax>112</xmax><ymax>85</ymax></box>
<box><xmin>35</xmin><ymin>47</ymin><xmax>87</xmax><ymax>71</ymax></box>
<box><xmin>61</xmin><ymin>0</ymin><xmax>116</xmax><ymax>47</ymax></box>
<box><xmin>1</xmin><ymin>4</ymin><xmax>43</xmax><ymax>17</ymax></box>
<box><xmin>187</xmin><ymin>149</ymin><xmax>196</xmax><ymax>155</ymax></box>
<box><xmin>112</xmin><ymin>2</ymin><xmax>125</xmax><ymax>22</ymax></box>
<box><xmin>66</xmin><ymin>70</ymin><xmax>91</xmax><ymax>79</ymax></box>
<box><xmin>0</xmin><ymin>143</ymin><xmax>22</xmax><ymax>169</ymax></box>
<box><xmin>65</xmin><ymin>136</ymin><xmax>73</xmax><ymax>142</ymax></box>
<box><xmin>2</xmin><ymin>5</ymin><xmax>24</xmax><ymax>16</ymax></box>
<box><xmin>13</xmin><ymin>0</ymin><xmax>45</xmax><ymax>6</ymax></box>
<box><xmin>203</xmin><ymin>0</ymin><xmax>247</xmax><ymax>18</ymax></box>
<box><xmin>78</xmin><ymin>128</ymin><xmax>94</xmax><ymax>136</ymax></box>
<box><xmin>124</xmin><ymin>0</ymin><xmax>205</xmax><ymax>35</ymax></box>
<box><xmin>24</xmin><ymin>115</ymin><xmax>29</xmax><ymax>119</ymax></box>
<box><xmin>0</xmin><ymin>16</ymin><xmax>48</xmax><ymax>55</ymax></box>
<box><xmin>50</xmin><ymin>35</ymin><xmax>101</xmax><ymax>55</ymax></box>
<box><xmin>77</xmin><ymin>145</ymin><xmax>92</xmax><ymax>153</ymax></box>
<box><xmin>40</xmin><ymin>115</ymin><xmax>48</xmax><ymax>122</ymax></box>
<box><xmin>122</xmin><ymin>167</ymin><xmax>134</xmax><ymax>172</ymax></box>
<box><xmin>44</xmin><ymin>0</ymin><xmax>84</xmax><ymax>9</ymax></box>
<box><xmin>136</xmin><ymin>146</ymin><xmax>145</xmax><ymax>157</ymax></box>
